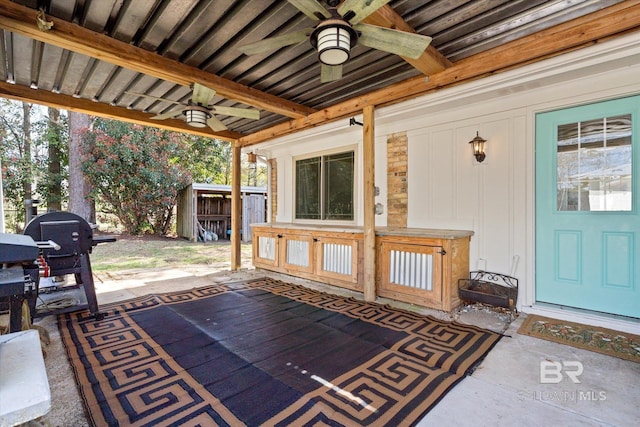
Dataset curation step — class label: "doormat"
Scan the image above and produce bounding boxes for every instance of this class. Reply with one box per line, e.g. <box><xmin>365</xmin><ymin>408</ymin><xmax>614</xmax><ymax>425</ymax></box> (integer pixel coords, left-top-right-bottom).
<box><xmin>59</xmin><ymin>278</ymin><xmax>501</xmax><ymax>426</ymax></box>
<box><xmin>518</xmin><ymin>314</ymin><xmax>640</xmax><ymax>363</ymax></box>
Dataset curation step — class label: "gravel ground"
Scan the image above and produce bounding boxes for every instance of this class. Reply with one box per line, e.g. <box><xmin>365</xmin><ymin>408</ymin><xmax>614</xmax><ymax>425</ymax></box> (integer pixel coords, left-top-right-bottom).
<box><xmin>37</xmin><ymin>314</ymin><xmax>89</xmax><ymax>427</ymax></box>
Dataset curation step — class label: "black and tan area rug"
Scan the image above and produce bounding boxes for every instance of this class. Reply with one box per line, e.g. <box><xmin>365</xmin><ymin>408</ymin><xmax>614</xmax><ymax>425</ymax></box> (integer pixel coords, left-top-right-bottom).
<box><xmin>518</xmin><ymin>314</ymin><xmax>640</xmax><ymax>363</ymax></box>
<box><xmin>59</xmin><ymin>278</ymin><xmax>501</xmax><ymax>426</ymax></box>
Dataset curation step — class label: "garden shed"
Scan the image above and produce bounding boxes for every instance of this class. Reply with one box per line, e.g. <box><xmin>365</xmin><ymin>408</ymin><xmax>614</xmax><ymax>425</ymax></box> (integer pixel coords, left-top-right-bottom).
<box><xmin>177</xmin><ymin>183</ymin><xmax>266</xmax><ymax>242</ymax></box>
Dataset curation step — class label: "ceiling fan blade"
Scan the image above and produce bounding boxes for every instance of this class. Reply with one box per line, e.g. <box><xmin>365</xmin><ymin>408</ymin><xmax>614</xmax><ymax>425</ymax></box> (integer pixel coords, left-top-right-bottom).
<box><xmin>213</xmin><ymin>106</ymin><xmax>260</xmax><ymax>120</ymax></box>
<box><xmin>191</xmin><ymin>83</ymin><xmax>216</xmax><ymax>106</ymax></box>
<box><xmin>355</xmin><ymin>23</ymin><xmax>432</xmax><ymax>59</ymax></box>
<box><xmin>207</xmin><ymin>116</ymin><xmax>228</xmax><ymax>132</ymax></box>
<box><xmin>238</xmin><ymin>28</ymin><xmax>313</xmax><ymax>56</ymax></box>
<box><xmin>338</xmin><ymin>0</ymin><xmax>392</xmax><ymax>24</ymax></box>
<box><xmin>287</xmin><ymin>0</ymin><xmax>331</xmax><ymax>21</ymax></box>
<box><xmin>124</xmin><ymin>91</ymin><xmax>183</xmax><ymax>105</ymax></box>
<box><xmin>151</xmin><ymin>107</ymin><xmax>187</xmax><ymax>120</ymax></box>
<box><xmin>320</xmin><ymin>64</ymin><xmax>342</xmax><ymax>83</ymax></box>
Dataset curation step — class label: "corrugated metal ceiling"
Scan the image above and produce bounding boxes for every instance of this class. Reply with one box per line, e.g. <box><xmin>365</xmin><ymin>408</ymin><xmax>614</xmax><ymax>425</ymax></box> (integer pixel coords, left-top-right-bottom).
<box><xmin>0</xmin><ymin>0</ymin><xmax>631</xmax><ymax>138</ymax></box>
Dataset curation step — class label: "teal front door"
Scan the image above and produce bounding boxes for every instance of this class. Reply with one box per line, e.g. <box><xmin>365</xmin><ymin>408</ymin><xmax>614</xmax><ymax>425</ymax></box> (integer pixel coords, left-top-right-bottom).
<box><xmin>536</xmin><ymin>95</ymin><xmax>640</xmax><ymax>318</ymax></box>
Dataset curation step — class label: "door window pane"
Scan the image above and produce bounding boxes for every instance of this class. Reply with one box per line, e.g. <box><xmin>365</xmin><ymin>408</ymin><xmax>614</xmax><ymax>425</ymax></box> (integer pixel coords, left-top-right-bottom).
<box><xmin>557</xmin><ymin>114</ymin><xmax>632</xmax><ymax>211</ymax></box>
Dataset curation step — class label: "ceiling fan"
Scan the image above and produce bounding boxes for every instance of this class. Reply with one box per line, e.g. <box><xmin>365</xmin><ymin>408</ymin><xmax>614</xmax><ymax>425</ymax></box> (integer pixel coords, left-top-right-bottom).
<box><xmin>238</xmin><ymin>0</ymin><xmax>432</xmax><ymax>83</ymax></box>
<box><xmin>126</xmin><ymin>83</ymin><xmax>260</xmax><ymax>132</ymax></box>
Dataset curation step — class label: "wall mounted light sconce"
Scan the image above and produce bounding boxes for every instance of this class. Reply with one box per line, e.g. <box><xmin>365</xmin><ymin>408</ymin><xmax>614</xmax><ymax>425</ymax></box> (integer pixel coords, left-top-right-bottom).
<box><xmin>469</xmin><ymin>131</ymin><xmax>486</xmax><ymax>163</ymax></box>
<box><xmin>247</xmin><ymin>152</ymin><xmax>257</xmax><ymax>163</ymax></box>
<box><xmin>349</xmin><ymin>117</ymin><xmax>363</xmax><ymax>127</ymax></box>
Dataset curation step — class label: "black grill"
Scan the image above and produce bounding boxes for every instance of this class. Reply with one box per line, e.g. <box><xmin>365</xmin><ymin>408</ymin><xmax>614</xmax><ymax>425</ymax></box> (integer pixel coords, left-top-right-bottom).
<box><xmin>24</xmin><ymin>211</ymin><xmax>115</xmax><ymax>320</ymax></box>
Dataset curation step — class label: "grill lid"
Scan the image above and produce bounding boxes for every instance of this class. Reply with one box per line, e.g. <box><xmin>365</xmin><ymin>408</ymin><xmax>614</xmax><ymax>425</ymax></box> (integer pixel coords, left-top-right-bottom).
<box><xmin>24</xmin><ymin>212</ymin><xmax>94</xmax><ymax>255</ymax></box>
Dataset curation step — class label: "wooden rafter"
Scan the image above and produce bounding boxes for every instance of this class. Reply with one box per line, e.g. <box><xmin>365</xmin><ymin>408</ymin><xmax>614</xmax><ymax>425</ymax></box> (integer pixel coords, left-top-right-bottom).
<box><xmin>239</xmin><ymin>1</ymin><xmax>640</xmax><ymax>146</ymax></box>
<box><xmin>0</xmin><ymin>80</ymin><xmax>242</xmax><ymax>141</ymax></box>
<box><xmin>363</xmin><ymin>5</ymin><xmax>452</xmax><ymax>75</ymax></box>
<box><xmin>0</xmin><ymin>0</ymin><xmax>316</xmax><ymax>120</ymax></box>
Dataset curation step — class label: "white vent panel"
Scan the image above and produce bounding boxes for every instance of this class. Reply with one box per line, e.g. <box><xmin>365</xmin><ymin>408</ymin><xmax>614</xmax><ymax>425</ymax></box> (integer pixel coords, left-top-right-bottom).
<box><xmin>258</xmin><ymin>236</ymin><xmax>276</xmax><ymax>260</ymax></box>
<box><xmin>322</xmin><ymin>242</ymin><xmax>352</xmax><ymax>276</ymax></box>
<box><xmin>286</xmin><ymin>240</ymin><xmax>309</xmax><ymax>267</ymax></box>
<box><xmin>389</xmin><ymin>250</ymin><xmax>433</xmax><ymax>290</ymax></box>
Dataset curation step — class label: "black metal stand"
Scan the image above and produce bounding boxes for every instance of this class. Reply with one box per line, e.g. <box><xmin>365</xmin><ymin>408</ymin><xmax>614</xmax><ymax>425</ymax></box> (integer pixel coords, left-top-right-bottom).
<box><xmin>0</xmin><ymin>266</ymin><xmax>38</xmax><ymax>332</ymax></box>
<box><xmin>458</xmin><ymin>270</ymin><xmax>518</xmax><ymax>310</ymax></box>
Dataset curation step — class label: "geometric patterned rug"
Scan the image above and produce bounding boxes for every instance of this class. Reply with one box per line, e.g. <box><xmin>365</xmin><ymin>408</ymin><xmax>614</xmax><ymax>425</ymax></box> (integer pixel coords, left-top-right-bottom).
<box><xmin>59</xmin><ymin>278</ymin><xmax>502</xmax><ymax>426</ymax></box>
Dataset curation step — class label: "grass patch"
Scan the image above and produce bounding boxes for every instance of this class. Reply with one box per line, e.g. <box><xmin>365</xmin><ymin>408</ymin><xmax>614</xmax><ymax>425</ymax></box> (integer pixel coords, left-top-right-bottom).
<box><xmin>90</xmin><ymin>234</ymin><xmax>253</xmax><ymax>272</ymax></box>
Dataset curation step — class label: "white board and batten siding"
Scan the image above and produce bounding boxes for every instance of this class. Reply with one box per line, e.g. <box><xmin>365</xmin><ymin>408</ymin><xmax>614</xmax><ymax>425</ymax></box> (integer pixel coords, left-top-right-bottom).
<box><xmin>256</xmin><ymin>34</ymin><xmax>640</xmax><ymax>330</ymax></box>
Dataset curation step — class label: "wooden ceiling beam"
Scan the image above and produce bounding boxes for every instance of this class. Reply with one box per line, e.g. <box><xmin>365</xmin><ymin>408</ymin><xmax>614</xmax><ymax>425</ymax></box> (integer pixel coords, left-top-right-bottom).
<box><xmin>363</xmin><ymin>5</ymin><xmax>452</xmax><ymax>75</ymax></box>
<box><xmin>239</xmin><ymin>1</ymin><xmax>640</xmax><ymax>146</ymax></box>
<box><xmin>0</xmin><ymin>81</ymin><xmax>242</xmax><ymax>141</ymax></box>
<box><xmin>0</xmin><ymin>0</ymin><xmax>316</xmax><ymax>119</ymax></box>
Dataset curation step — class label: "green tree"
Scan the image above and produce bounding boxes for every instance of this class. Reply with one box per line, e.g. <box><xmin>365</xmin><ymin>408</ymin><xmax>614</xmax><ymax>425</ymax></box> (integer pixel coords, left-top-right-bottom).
<box><xmin>0</xmin><ymin>100</ymin><xmax>49</xmax><ymax>230</ymax></box>
<box><xmin>181</xmin><ymin>135</ymin><xmax>233</xmax><ymax>184</ymax></box>
<box><xmin>179</xmin><ymin>136</ymin><xmax>267</xmax><ymax>187</ymax></box>
<box><xmin>0</xmin><ymin>100</ymin><xmax>26</xmax><ymax>216</ymax></box>
<box><xmin>36</xmin><ymin>107</ymin><xmax>68</xmax><ymax>211</ymax></box>
<box><xmin>241</xmin><ymin>155</ymin><xmax>267</xmax><ymax>187</ymax></box>
<box><xmin>80</xmin><ymin>119</ymin><xmax>192</xmax><ymax>235</ymax></box>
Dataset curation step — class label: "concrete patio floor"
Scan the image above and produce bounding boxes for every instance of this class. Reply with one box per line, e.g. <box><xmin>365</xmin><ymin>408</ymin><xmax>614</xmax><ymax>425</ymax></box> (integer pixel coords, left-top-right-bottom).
<box><xmin>25</xmin><ymin>267</ymin><xmax>640</xmax><ymax>426</ymax></box>
<box><xmin>421</xmin><ymin>316</ymin><xmax>639</xmax><ymax>426</ymax></box>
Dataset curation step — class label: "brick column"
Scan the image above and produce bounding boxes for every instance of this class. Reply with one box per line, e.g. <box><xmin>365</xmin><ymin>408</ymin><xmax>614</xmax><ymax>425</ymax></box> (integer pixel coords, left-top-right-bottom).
<box><xmin>387</xmin><ymin>132</ymin><xmax>408</xmax><ymax>228</ymax></box>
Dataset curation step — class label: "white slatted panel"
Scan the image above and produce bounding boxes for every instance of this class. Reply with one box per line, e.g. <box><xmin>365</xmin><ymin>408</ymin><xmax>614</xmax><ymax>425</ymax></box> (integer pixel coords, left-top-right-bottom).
<box><xmin>258</xmin><ymin>236</ymin><xmax>276</xmax><ymax>260</ymax></box>
<box><xmin>389</xmin><ymin>250</ymin><xmax>433</xmax><ymax>290</ymax></box>
<box><xmin>322</xmin><ymin>242</ymin><xmax>352</xmax><ymax>275</ymax></box>
<box><xmin>286</xmin><ymin>240</ymin><xmax>309</xmax><ymax>267</ymax></box>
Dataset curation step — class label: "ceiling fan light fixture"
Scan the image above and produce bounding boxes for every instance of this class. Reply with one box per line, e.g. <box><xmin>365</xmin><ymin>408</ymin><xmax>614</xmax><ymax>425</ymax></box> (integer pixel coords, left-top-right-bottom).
<box><xmin>311</xmin><ymin>19</ymin><xmax>357</xmax><ymax>66</ymax></box>
<box><xmin>184</xmin><ymin>106</ymin><xmax>210</xmax><ymax>128</ymax></box>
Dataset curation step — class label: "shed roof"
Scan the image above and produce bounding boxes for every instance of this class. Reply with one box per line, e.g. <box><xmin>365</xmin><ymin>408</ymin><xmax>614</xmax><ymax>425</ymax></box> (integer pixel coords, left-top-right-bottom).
<box><xmin>188</xmin><ymin>183</ymin><xmax>267</xmax><ymax>194</ymax></box>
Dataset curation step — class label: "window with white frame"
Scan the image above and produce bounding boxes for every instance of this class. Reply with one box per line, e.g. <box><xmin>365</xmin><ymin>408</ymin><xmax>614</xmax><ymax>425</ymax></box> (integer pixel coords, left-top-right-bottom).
<box><xmin>295</xmin><ymin>151</ymin><xmax>354</xmax><ymax>221</ymax></box>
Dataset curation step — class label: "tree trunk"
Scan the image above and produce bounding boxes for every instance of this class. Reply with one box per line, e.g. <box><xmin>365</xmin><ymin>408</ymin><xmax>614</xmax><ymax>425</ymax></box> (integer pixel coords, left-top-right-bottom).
<box><xmin>22</xmin><ymin>102</ymin><xmax>32</xmax><ymax>204</ymax></box>
<box><xmin>68</xmin><ymin>111</ymin><xmax>94</xmax><ymax>222</ymax></box>
<box><xmin>47</xmin><ymin>107</ymin><xmax>63</xmax><ymax>211</ymax></box>
<box><xmin>21</xmin><ymin>102</ymin><xmax>36</xmax><ymax>227</ymax></box>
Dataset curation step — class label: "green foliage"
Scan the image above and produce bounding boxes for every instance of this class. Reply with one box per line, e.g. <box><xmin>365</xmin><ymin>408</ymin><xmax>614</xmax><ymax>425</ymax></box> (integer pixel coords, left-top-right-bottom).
<box><xmin>177</xmin><ymin>136</ymin><xmax>267</xmax><ymax>187</ymax></box>
<box><xmin>0</xmin><ymin>100</ymin><xmax>29</xmax><ymax>214</ymax></box>
<box><xmin>0</xmin><ymin>101</ymin><xmax>58</xmax><ymax>229</ymax></box>
<box><xmin>80</xmin><ymin>119</ymin><xmax>192</xmax><ymax>235</ymax></box>
<box><xmin>0</xmin><ymin>98</ymin><xmax>264</xmax><ymax>235</ymax></box>
<box><xmin>181</xmin><ymin>135</ymin><xmax>233</xmax><ymax>184</ymax></box>
<box><xmin>36</xmin><ymin>110</ymin><xmax>69</xmax><ymax>209</ymax></box>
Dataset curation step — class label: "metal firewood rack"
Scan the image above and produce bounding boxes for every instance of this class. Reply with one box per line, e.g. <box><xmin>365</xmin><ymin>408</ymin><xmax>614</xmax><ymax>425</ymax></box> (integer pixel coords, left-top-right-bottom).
<box><xmin>458</xmin><ymin>270</ymin><xmax>518</xmax><ymax>310</ymax></box>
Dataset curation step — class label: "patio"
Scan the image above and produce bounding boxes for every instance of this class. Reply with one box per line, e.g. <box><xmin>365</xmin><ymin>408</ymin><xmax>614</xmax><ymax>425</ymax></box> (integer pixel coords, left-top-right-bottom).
<box><xmin>30</xmin><ymin>265</ymin><xmax>639</xmax><ymax>426</ymax></box>
<box><xmin>1</xmin><ymin>1</ymin><xmax>639</xmax><ymax>424</ymax></box>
